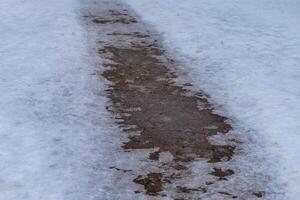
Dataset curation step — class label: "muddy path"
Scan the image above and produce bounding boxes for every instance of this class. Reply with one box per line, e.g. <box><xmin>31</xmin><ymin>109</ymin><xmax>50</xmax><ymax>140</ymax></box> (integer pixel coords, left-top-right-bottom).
<box><xmin>82</xmin><ymin>0</ymin><xmax>269</xmax><ymax>199</ymax></box>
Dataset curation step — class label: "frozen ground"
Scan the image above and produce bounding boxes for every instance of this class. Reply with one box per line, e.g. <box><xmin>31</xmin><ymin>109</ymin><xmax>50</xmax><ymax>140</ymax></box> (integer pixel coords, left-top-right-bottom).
<box><xmin>123</xmin><ymin>0</ymin><xmax>300</xmax><ymax>199</ymax></box>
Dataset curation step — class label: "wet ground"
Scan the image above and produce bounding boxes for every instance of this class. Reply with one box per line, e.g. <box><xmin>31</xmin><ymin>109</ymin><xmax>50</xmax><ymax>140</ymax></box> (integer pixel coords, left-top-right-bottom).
<box><xmin>82</xmin><ymin>1</ymin><xmax>268</xmax><ymax>199</ymax></box>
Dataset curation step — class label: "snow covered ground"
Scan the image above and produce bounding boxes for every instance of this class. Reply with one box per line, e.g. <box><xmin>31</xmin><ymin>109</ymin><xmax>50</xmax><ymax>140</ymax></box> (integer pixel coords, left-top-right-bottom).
<box><xmin>2</xmin><ymin>0</ymin><xmax>299</xmax><ymax>199</ymax></box>
<box><xmin>123</xmin><ymin>0</ymin><xmax>300</xmax><ymax>199</ymax></box>
<box><xmin>0</xmin><ymin>0</ymin><xmax>144</xmax><ymax>199</ymax></box>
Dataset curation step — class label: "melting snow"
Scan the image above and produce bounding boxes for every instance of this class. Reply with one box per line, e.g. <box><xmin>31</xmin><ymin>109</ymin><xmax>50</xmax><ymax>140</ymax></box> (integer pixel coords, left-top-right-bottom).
<box><xmin>123</xmin><ymin>0</ymin><xmax>300</xmax><ymax>199</ymax></box>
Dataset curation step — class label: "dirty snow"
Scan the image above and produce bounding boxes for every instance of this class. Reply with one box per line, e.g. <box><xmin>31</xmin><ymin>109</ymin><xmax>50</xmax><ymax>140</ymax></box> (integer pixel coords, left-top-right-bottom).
<box><xmin>123</xmin><ymin>0</ymin><xmax>300</xmax><ymax>199</ymax></box>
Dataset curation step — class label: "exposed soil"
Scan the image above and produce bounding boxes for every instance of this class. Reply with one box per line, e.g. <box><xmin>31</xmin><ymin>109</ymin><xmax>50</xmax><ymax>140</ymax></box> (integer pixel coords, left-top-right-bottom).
<box><xmin>133</xmin><ymin>173</ymin><xmax>163</xmax><ymax>195</ymax></box>
<box><xmin>107</xmin><ymin>31</ymin><xmax>150</xmax><ymax>38</ymax></box>
<box><xmin>100</xmin><ymin>44</ymin><xmax>235</xmax><ymax>163</ymax></box>
<box><xmin>209</xmin><ymin>168</ymin><xmax>235</xmax><ymax>180</ymax></box>
<box><xmin>92</xmin><ymin>17</ymin><xmax>137</xmax><ymax>24</ymax></box>
<box><xmin>149</xmin><ymin>151</ymin><xmax>160</xmax><ymax>161</ymax></box>
<box><xmin>176</xmin><ymin>186</ymin><xmax>207</xmax><ymax>193</ymax></box>
<box><xmin>218</xmin><ymin>192</ymin><xmax>238</xmax><ymax>199</ymax></box>
<box><xmin>83</xmin><ymin>4</ymin><xmax>256</xmax><ymax>198</ymax></box>
<box><xmin>253</xmin><ymin>191</ymin><xmax>265</xmax><ymax>198</ymax></box>
<box><xmin>92</xmin><ymin>9</ymin><xmax>137</xmax><ymax>24</ymax></box>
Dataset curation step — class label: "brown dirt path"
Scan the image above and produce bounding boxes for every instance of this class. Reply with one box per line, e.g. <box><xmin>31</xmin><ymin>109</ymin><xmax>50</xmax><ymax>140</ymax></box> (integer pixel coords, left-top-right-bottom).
<box><xmin>82</xmin><ymin>1</ymin><xmax>268</xmax><ymax>199</ymax></box>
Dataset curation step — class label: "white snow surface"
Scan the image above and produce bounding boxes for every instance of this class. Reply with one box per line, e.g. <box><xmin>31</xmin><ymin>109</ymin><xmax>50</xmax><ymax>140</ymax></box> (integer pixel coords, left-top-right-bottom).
<box><xmin>0</xmin><ymin>0</ymin><xmax>149</xmax><ymax>199</ymax></box>
<box><xmin>123</xmin><ymin>0</ymin><xmax>300</xmax><ymax>199</ymax></box>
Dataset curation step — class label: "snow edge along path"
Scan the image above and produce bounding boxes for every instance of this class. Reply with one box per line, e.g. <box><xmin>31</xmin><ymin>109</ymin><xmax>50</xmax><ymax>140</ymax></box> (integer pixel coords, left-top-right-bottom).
<box><xmin>123</xmin><ymin>0</ymin><xmax>300</xmax><ymax>199</ymax></box>
<box><xmin>0</xmin><ymin>0</ymin><xmax>144</xmax><ymax>199</ymax></box>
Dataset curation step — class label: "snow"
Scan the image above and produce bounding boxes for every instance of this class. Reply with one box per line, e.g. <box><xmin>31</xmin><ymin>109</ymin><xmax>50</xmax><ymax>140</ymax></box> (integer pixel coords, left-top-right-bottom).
<box><xmin>2</xmin><ymin>0</ymin><xmax>299</xmax><ymax>198</ymax></box>
<box><xmin>0</xmin><ymin>0</ymin><xmax>145</xmax><ymax>199</ymax></box>
<box><xmin>123</xmin><ymin>0</ymin><xmax>300</xmax><ymax>199</ymax></box>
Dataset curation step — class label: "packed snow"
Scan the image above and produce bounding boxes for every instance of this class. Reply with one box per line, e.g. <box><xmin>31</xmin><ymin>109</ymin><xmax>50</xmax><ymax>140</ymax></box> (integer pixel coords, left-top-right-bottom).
<box><xmin>123</xmin><ymin>0</ymin><xmax>300</xmax><ymax>199</ymax></box>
